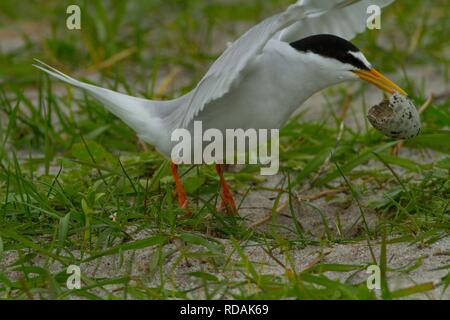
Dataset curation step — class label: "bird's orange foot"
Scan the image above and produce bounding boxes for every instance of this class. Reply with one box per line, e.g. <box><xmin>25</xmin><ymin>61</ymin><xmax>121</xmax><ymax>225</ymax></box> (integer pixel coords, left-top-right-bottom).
<box><xmin>215</xmin><ymin>164</ymin><xmax>238</xmax><ymax>216</ymax></box>
<box><xmin>170</xmin><ymin>161</ymin><xmax>192</xmax><ymax>217</ymax></box>
<box><xmin>219</xmin><ymin>190</ymin><xmax>238</xmax><ymax>216</ymax></box>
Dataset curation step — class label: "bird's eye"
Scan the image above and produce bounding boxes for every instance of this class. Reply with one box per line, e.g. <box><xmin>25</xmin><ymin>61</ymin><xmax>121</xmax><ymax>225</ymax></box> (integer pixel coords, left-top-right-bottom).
<box><xmin>347</xmin><ymin>51</ymin><xmax>371</xmax><ymax>71</ymax></box>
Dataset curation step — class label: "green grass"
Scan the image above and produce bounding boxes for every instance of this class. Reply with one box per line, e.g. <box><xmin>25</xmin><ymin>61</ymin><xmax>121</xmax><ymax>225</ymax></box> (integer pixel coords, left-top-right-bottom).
<box><xmin>0</xmin><ymin>0</ymin><xmax>449</xmax><ymax>299</ymax></box>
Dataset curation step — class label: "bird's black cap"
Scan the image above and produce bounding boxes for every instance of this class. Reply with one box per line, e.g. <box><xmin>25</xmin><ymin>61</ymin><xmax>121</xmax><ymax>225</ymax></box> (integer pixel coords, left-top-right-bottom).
<box><xmin>290</xmin><ymin>34</ymin><xmax>370</xmax><ymax>70</ymax></box>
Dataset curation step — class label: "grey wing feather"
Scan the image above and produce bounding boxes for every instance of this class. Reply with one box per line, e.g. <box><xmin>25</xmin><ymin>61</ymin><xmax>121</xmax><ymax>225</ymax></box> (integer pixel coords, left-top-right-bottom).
<box><xmin>171</xmin><ymin>3</ymin><xmax>308</xmax><ymax>129</ymax></box>
<box><xmin>277</xmin><ymin>0</ymin><xmax>395</xmax><ymax>42</ymax></box>
<box><xmin>172</xmin><ymin>0</ymin><xmax>395</xmax><ymax>129</ymax></box>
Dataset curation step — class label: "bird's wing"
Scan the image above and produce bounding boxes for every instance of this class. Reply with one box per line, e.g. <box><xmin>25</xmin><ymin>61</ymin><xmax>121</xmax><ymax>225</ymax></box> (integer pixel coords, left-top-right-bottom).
<box><xmin>173</xmin><ymin>0</ymin><xmax>394</xmax><ymax>129</ymax></box>
<box><xmin>171</xmin><ymin>2</ymin><xmax>307</xmax><ymax>129</ymax></box>
<box><xmin>277</xmin><ymin>0</ymin><xmax>394</xmax><ymax>42</ymax></box>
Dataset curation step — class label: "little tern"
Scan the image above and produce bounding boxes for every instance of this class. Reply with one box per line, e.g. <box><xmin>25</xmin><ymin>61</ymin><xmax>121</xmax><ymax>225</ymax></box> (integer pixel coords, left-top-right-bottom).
<box><xmin>35</xmin><ymin>0</ymin><xmax>406</xmax><ymax>215</ymax></box>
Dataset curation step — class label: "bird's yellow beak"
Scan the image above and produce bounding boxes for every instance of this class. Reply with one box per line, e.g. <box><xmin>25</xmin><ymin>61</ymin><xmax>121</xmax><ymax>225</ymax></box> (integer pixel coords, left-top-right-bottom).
<box><xmin>353</xmin><ymin>69</ymin><xmax>407</xmax><ymax>96</ymax></box>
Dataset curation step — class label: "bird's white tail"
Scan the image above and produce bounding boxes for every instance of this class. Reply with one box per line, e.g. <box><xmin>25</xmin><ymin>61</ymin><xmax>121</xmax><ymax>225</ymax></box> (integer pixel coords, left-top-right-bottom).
<box><xmin>33</xmin><ymin>59</ymin><xmax>180</xmax><ymax>148</ymax></box>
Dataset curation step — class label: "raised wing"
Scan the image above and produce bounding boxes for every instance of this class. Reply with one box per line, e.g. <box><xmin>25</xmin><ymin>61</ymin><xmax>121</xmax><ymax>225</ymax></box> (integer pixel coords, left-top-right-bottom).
<box><xmin>170</xmin><ymin>2</ymin><xmax>308</xmax><ymax>129</ymax></box>
<box><xmin>172</xmin><ymin>0</ymin><xmax>394</xmax><ymax>129</ymax></box>
<box><xmin>277</xmin><ymin>0</ymin><xmax>394</xmax><ymax>42</ymax></box>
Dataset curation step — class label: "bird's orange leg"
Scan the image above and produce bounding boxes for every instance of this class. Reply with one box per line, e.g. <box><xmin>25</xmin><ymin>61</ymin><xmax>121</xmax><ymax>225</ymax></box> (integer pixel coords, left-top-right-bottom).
<box><xmin>215</xmin><ymin>164</ymin><xmax>238</xmax><ymax>215</ymax></box>
<box><xmin>170</xmin><ymin>161</ymin><xmax>190</xmax><ymax>214</ymax></box>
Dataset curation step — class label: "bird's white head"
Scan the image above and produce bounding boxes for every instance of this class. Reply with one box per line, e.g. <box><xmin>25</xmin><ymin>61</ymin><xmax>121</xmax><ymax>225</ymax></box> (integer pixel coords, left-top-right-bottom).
<box><xmin>290</xmin><ymin>34</ymin><xmax>407</xmax><ymax>95</ymax></box>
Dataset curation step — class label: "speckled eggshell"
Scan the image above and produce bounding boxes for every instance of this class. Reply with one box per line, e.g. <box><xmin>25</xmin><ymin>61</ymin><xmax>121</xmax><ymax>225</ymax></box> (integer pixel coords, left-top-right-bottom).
<box><xmin>368</xmin><ymin>92</ymin><xmax>421</xmax><ymax>139</ymax></box>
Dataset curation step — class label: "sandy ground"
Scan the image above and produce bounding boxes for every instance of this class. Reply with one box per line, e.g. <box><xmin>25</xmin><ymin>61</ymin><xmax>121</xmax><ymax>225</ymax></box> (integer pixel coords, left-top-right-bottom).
<box><xmin>1</xmin><ymin>234</ymin><xmax>448</xmax><ymax>299</ymax></box>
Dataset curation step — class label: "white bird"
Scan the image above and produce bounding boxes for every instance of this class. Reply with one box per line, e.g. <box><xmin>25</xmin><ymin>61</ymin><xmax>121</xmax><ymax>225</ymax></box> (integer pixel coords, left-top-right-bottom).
<box><xmin>35</xmin><ymin>0</ymin><xmax>406</xmax><ymax>215</ymax></box>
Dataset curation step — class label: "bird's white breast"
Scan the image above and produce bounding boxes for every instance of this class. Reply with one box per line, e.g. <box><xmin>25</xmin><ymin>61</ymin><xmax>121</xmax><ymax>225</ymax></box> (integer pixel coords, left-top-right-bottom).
<box><xmin>154</xmin><ymin>40</ymin><xmax>344</xmax><ymax>158</ymax></box>
<box><xmin>193</xmin><ymin>40</ymin><xmax>320</xmax><ymax>132</ymax></box>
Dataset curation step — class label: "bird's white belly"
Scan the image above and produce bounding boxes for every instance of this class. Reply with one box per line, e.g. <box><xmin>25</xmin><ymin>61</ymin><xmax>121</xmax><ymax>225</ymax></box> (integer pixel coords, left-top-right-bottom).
<box><xmin>194</xmin><ymin>48</ymin><xmax>313</xmax><ymax>132</ymax></box>
<box><xmin>156</xmin><ymin>41</ymin><xmax>333</xmax><ymax>159</ymax></box>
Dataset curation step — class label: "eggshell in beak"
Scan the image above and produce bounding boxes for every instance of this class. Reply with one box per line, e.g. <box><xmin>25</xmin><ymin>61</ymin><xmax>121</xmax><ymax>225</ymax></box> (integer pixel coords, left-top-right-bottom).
<box><xmin>368</xmin><ymin>92</ymin><xmax>421</xmax><ymax>139</ymax></box>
